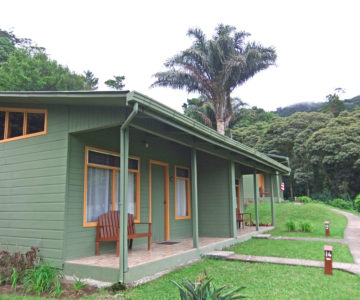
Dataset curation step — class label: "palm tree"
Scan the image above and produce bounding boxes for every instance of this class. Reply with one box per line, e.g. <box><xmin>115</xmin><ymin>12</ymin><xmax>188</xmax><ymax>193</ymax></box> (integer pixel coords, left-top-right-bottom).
<box><xmin>182</xmin><ymin>96</ymin><xmax>217</xmax><ymax>129</ymax></box>
<box><xmin>151</xmin><ymin>24</ymin><xmax>277</xmax><ymax>135</ymax></box>
<box><xmin>183</xmin><ymin>96</ymin><xmax>246</xmax><ymax>133</ymax></box>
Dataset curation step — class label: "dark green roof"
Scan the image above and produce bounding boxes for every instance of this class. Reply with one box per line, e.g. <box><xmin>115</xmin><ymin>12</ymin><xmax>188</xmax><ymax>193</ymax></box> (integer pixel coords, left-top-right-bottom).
<box><xmin>0</xmin><ymin>90</ymin><xmax>290</xmax><ymax>175</ymax></box>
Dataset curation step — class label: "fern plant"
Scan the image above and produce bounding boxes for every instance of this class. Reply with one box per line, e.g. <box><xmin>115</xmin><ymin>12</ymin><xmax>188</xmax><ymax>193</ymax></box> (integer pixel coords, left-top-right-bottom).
<box><xmin>171</xmin><ymin>272</ymin><xmax>245</xmax><ymax>299</ymax></box>
<box><xmin>73</xmin><ymin>277</ymin><xmax>87</xmax><ymax>293</ymax></box>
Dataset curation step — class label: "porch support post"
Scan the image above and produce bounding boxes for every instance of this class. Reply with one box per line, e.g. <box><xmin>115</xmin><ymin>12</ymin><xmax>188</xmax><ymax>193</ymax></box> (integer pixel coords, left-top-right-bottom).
<box><xmin>275</xmin><ymin>171</ymin><xmax>281</xmax><ymax>203</ymax></box>
<box><xmin>253</xmin><ymin>170</ymin><xmax>259</xmax><ymax>231</ymax></box>
<box><xmin>119</xmin><ymin>129</ymin><xmax>125</xmax><ymax>282</ymax></box>
<box><xmin>229</xmin><ymin>160</ymin><xmax>237</xmax><ymax>238</ymax></box>
<box><xmin>191</xmin><ymin>148</ymin><xmax>199</xmax><ymax>248</ymax></box>
<box><xmin>118</xmin><ymin>103</ymin><xmax>138</xmax><ymax>282</ymax></box>
<box><xmin>270</xmin><ymin>174</ymin><xmax>275</xmax><ymax>227</ymax></box>
<box><xmin>123</xmin><ymin>129</ymin><xmax>130</xmax><ymax>272</ymax></box>
<box><xmin>240</xmin><ymin>175</ymin><xmax>245</xmax><ymax>213</ymax></box>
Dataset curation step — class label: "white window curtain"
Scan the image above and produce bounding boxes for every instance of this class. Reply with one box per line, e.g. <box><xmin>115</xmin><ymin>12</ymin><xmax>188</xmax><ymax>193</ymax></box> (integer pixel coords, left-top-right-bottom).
<box><xmin>127</xmin><ymin>173</ymin><xmax>136</xmax><ymax>215</ymax></box>
<box><xmin>115</xmin><ymin>171</ymin><xmax>136</xmax><ymax>216</ymax></box>
<box><xmin>176</xmin><ymin>179</ymin><xmax>187</xmax><ymax>217</ymax></box>
<box><xmin>86</xmin><ymin>167</ymin><xmax>112</xmax><ymax>222</ymax></box>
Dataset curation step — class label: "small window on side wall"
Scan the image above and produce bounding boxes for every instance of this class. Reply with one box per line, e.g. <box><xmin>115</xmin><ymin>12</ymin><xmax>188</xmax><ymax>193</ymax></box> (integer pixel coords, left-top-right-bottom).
<box><xmin>0</xmin><ymin>108</ymin><xmax>47</xmax><ymax>143</ymax></box>
<box><xmin>175</xmin><ymin>166</ymin><xmax>191</xmax><ymax>219</ymax></box>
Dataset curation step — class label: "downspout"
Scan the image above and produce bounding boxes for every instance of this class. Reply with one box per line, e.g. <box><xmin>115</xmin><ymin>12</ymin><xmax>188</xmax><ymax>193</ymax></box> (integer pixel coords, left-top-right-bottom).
<box><xmin>119</xmin><ymin>102</ymin><xmax>138</xmax><ymax>283</ymax></box>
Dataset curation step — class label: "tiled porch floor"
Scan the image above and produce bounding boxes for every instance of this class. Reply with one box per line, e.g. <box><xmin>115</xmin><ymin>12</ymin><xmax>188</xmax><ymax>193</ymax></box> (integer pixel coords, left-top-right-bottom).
<box><xmin>66</xmin><ymin>226</ymin><xmax>267</xmax><ymax>269</ymax></box>
<box><xmin>67</xmin><ymin>236</ymin><xmax>232</xmax><ymax>269</ymax></box>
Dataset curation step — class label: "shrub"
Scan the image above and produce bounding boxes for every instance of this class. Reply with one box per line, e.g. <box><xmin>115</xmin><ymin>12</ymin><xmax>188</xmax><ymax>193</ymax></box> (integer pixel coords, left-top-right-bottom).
<box><xmin>285</xmin><ymin>220</ymin><xmax>296</xmax><ymax>232</ymax></box>
<box><xmin>300</xmin><ymin>221</ymin><xmax>313</xmax><ymax>232</ymax></box>
<box><xmin>354</xmin><ymin>194</ymin><xmax>360</xmax><ymax>212</ymax></box>
<box><xmin>329</xmin><ymin>198</ymin><xmax>353</xmax><ymax>210</ymax></box>
<box><xmin>297</xmin><ymin>196</ymin><xmax>312</xmax><ymax>203</ymax></box>
<box><xmin>0</xmin><ymin>247</ymin><xmax>39</xmax><ymax>285</ymax></box>
<box><xmin>22</xmin><ymin>262</ymin><xmax>63</xmax><ymax>295</ymax></box>
<box><xmin>171</xmin><ymin>271</ymin><xmax>245</xmax><ymax>299</ymax></box>
<box><xmin>312</xmin><ymin>189</ymin><xmax>332</xmax><ymax>203</ymax></box>
<box><xmin>287</xmin><ymin>197</ymin><xmax>294</xmax><ymax>202</ymax></box>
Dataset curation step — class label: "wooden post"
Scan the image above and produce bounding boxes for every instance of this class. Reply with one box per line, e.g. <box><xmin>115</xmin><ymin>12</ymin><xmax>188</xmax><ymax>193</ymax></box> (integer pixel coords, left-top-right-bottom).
<box><xmin>253</xmin><ymin>170</ymin><xmax>259</xmax><ymax>231</ymax></box>
<box><xmin>240</xmin><ymin>175</ymin><xmax>245</xmax><ymax>214</ymax></box>
<box><xmin>119</xmin><ymin>128</ymin><xmax>125</xmax><ymax>282</ymax></box>
<box><xmin>229</xmin><ymin>161</ymin><xmax>237</xmax><ymax>238</ymax></box>
<box><xmin>191</xmin><ymin>149</ymin><xmax>199</xmax><ymax>248</ymax></box>
<box><xmin>123</xmin><ymin>129</ymin><xmax>129</xmax><ymax>272</ymax></box>
<box><xmin>324</xmin><ymin>245</ymin><xmax>333</xmax><ymax>275</ymax></box>
<box><xmin>270</xmin><ymin>174</ymin><xmax>275</xmax><ymax>227</ymax></box>
<box><xmin>275</xmin><ymin>171</ymin><xmax>281</xmax><ymax>203</ymax></box>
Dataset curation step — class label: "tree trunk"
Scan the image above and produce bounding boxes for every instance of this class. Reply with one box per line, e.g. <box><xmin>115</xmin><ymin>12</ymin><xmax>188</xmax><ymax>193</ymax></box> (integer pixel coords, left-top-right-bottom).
<box><xmin>306</xmin><ymin>183</ymin><xmax>310</xmax><ymax>197</ymax></box>
<box><xmin>216</xmin><ymin>119</ymin><xmax>225</xmax><ymax>135</ymax></box>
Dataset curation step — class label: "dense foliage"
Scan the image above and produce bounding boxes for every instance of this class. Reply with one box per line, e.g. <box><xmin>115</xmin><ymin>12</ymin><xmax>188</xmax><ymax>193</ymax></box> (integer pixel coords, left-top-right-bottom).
<box><xmin>184</xmin><ymin>91</ymin><xmax>360</xmax><ymax>201</ymax></box>
<box><xmin>274</xmin><ymin>94</ymin><xmax>360</xmax><ymax>117</ymax></box>
<box><xmin>0</xmin><ymin>29</ymin><xmax>98</xmax><ymax>91</ymax></box>
<box><xmin>253</xmin><ymin>110</ymin><xmax>360</xmax><ymax>200</ymax></box>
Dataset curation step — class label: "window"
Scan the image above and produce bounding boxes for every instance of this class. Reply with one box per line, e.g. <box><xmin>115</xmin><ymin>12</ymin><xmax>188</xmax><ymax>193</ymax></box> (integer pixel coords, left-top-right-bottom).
<box><xmin>0</xmin><ymin>108</ymin><xmax>47</xmax><ymax>143</ymax></box>
<box><xmin>175</xmin><ymin>166</ymin><xmax>191</xmax><ymax>219</ymax></box>
<box><xmin>83</xmin><ymin>147</ymin><xmax>140</xmax><ymax>227</ymax></box>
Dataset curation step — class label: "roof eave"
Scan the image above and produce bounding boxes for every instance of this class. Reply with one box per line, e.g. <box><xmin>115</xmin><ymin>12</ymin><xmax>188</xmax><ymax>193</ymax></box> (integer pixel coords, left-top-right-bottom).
<box><xmin>128</xmin><ymin>91</ymin><xmax>291</xmax><ymax>175</ymax></box>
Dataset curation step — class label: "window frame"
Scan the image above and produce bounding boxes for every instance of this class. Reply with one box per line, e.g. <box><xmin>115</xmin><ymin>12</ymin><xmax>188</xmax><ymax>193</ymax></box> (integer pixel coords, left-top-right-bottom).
<box><xmin>174</xmin><ymin>165</ymin><xmax>191</xmax><ymax>220</ymax></box>
<box><xmin>0</xmin><ymin>107</ymin><xmax>47</xmax><ymax>143</ymax></box>
<box><xmin>83</xmin><ymin>146</ymin><xmax>140</xmax><ymax>227</ymax></box>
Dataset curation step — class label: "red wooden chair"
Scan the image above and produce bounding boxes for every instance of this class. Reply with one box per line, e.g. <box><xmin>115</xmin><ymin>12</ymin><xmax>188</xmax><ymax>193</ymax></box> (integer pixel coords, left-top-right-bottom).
<box><xmin>96</xmin><ymin>211</ymin><xmax>152</xmax><ymax>256</ymax></box>
<box><xmin>236</xmin><ymin>208</ymin><xmax>252</xmax><ymax>229</ymax></box>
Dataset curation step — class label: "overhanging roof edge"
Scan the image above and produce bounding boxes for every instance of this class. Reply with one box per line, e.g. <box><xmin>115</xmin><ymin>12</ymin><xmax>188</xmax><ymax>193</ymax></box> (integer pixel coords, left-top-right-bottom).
<box><xmin>128</xmin><ymin>91</ymin><xmax>290</xmax><ymax>175</ymax></box>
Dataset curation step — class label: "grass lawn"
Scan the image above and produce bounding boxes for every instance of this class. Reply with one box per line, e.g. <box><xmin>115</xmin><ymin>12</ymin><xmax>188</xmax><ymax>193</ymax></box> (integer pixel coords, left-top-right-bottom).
<box><xmin>226</xmin><ymin>238</ymin><xmax>354</xmax><ymax>263</ymax></box>
<box><xmin>3</xmin><ymin>259</ymin><xmax>359</xmax><ymax>300</ymax></box>
<box><xmin>123</xmin><ymin>259</ymin><xmax>360</xmax><ymax>300</ymax></box>
<box><xmin>246</xmin><ymin>202</ymin><xmax>347</xmax><ymax>238</ymax></box>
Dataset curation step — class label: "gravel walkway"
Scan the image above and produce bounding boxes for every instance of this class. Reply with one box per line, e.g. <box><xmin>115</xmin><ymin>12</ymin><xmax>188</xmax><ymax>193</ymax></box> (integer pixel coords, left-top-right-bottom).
<box><xmin>331</xmin><ymin>208</ymin><xmax>360</xmax><ymax>264</ymax></box>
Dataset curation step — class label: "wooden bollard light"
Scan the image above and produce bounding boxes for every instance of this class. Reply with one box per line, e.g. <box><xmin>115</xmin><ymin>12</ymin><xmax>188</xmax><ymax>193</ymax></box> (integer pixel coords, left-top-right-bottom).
<box><xmin>324</xmin><ymin>245</ymin><xmax>333</xmax><ymax>275</ymax></box>
<box><xmin>324</xmin><ymin>221</ymin><xmax>330</xmax><ymax>236</ymax></box>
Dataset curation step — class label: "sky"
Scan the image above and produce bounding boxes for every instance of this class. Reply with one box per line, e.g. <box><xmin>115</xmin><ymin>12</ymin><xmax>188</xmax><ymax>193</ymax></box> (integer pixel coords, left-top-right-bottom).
<box><xmin>1</xmin><ymin>0</ymin><xmax>359</xmax><ymax>112</ymax></box>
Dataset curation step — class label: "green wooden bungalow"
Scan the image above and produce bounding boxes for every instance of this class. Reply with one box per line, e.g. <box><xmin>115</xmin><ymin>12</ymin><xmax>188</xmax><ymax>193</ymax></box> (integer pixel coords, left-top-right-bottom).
<box><xmin>242</xmin><ymin>171</ymin><xmax>286</xmax><ymax>206</ymax></box>
<box><xmin>0</xmin><ymin>91</ymin><xmax>290</xmax><ymax>283</ymax></box>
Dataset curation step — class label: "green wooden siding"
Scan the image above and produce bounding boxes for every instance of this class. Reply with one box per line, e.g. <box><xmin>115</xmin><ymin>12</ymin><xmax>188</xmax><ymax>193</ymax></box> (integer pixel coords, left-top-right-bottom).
<box><xmin>0</xmin><ymin>105</ymin><xmax>68</xmax><ymax>267</ymax></box>
<box><xmin>197</xmin><ymin>151</ymin><xmax>231</xmax><ymax>237</ymax></box>
<box><xmin>68</xmin><ymin>106</ymin><xmax>127</xmax><ymax>133</ymax></box>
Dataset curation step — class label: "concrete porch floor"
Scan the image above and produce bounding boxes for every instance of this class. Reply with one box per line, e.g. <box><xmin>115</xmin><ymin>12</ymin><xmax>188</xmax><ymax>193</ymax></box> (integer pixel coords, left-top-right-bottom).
<box><xmin>66</xmin><ymin>226</ymin><xmax>269</xmax><ymax>270</ymax></box>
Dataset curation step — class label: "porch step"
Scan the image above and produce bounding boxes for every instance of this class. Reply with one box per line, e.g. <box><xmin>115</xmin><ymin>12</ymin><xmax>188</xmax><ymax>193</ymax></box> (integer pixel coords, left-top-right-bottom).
<box><xmin>205</xmin><ymin>251</ymin><xmax>235</xmax><ymax>259</ymax></box>
<box><xmin>253</xmin><ymin>234</ymin><xmax>271</xmax><ymax>239</ymax></box>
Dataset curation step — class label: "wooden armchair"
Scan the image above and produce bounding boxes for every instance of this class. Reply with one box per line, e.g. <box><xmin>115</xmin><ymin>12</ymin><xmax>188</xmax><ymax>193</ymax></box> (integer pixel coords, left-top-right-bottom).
<box><xmin>95</xmin><ymin>211</ymin><xmax>152</xmax><ymax>256</ymax></box>
<box><xmin>236</xmin><ymin>208</ymin><xmax>252</xmax><ymax>229</ymax></box>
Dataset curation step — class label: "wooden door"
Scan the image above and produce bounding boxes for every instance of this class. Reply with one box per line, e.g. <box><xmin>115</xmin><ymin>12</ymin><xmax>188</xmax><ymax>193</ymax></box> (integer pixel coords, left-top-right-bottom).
<box><xmin>149</xmin><ymin>161</ymin><xmax>169</xmax><ymax>241</ymax></box>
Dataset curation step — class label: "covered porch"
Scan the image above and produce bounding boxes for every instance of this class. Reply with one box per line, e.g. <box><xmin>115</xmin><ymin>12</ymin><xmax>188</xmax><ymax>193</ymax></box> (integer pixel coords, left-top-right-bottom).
<box><xmin>63</xmin><ymin>92</ymin><xmax>289</xmax><ymax>283</ymax></box>
<box><xmin>64</xmin><ymin>226</ymin><xmax>272</xmax><ymax>283</ymax></box>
